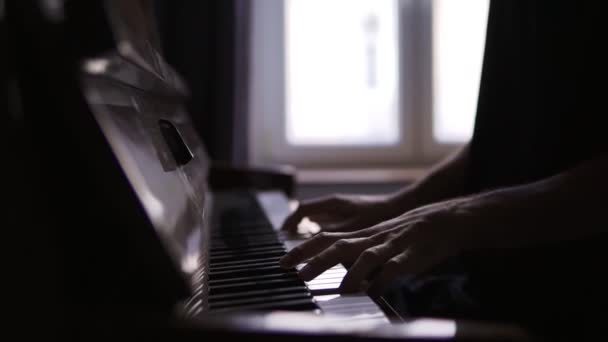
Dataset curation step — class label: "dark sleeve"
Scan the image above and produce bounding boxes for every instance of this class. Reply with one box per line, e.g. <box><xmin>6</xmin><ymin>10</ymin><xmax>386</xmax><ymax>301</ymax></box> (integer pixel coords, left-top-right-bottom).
<box><xmin>467</xmin><ymin>0</ymin><xmax>605</xmax><ymax>193</ymax></box>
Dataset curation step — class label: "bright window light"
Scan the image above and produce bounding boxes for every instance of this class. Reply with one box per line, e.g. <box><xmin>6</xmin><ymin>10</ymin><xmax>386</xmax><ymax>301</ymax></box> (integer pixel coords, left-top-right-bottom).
<box><xmin>286</xmin><ymin>0</ymin><xmax>400</xmax><ymax>146</ymax></box>
<box><xmin>433</xmin><ymin>0</ymin><xmax>490</xmax><ymax>143</ymax></box>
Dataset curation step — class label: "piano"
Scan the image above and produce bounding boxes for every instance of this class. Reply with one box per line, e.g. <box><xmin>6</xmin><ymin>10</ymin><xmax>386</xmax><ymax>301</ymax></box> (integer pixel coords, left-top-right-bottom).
<box><xmin>3</xmin><ymin>1</ymin><xmax>535</xmax><ymax>340</ymax></box>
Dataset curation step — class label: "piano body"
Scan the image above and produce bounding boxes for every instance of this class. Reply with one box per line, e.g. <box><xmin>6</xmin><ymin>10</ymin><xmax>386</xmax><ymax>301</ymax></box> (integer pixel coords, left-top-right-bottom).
<box><xmin>3</xmin><ymin>1</ymin><xmax>534</xmax><ymax>340</ymax></box>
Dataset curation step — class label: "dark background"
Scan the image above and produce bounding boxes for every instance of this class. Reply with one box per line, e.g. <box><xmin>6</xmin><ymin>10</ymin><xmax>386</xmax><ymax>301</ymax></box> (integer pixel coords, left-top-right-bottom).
<box><xmin>155</xmin><ymin>0</ymin><xmax>251</xmax><ymax>163</ymax></box>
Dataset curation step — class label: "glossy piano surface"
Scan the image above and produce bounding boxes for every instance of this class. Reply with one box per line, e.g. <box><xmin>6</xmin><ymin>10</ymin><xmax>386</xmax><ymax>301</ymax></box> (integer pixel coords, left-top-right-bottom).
<box><xmin>75</xmin><ymin>0</ymin><xmax>213</xmax><ymax>308</ymax></box>
<box><xmin>180</xmin><ymin>311</ymin><xmax>535</xmax><ymax>342</ymax></box>
<box><xmin>83</xmin><ymin>74</ymin><xmax>210</xmax><ymax>282</ymax></box>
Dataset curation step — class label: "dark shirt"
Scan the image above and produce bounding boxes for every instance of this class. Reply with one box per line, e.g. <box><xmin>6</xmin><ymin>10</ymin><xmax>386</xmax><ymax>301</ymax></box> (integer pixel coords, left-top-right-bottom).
<box><xmin>463</xmin><ymin>0</ymin><xmax>606</xmax><ymax>334</ymax></box>
<box><xmin>388</xmin><ymin>1</ymin><xmax>606</xmax><ymax>337</ymax></box>
<box><xmin>468</xmin><ymin>0</ymin><xmax>603</xmax><ymax>191</ymax></box>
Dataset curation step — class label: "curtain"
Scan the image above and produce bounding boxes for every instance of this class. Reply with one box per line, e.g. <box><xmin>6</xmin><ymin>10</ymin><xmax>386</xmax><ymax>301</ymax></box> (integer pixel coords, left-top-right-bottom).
<box><xmin>155</xmin><ymin>0</ymin><xmax>251</xmax><ymax>163</ymax></box>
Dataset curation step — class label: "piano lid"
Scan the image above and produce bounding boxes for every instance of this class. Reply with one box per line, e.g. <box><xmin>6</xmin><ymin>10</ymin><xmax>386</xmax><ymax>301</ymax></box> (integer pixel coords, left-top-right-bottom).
<box><xmin>75</xmin><ymin>0</ymin><xmax>212</xmax><ymax>293</ymax></box>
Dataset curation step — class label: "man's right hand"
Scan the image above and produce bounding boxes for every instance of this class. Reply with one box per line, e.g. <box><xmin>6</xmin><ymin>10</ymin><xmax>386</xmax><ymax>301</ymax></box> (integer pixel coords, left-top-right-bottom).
<box><xmin>281</xmin><ymin>193</ymin><xmax>407</xmax><ymax>234</ymax></box>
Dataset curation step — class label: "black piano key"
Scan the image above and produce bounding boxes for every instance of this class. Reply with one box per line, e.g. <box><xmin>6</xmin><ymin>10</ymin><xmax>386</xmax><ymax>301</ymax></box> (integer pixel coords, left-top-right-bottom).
<box><xmin>210</xmin><ymin>242</ymin><xmax>284</xmax><ymax>253</ymax></box>
<box><xmin>209</xmin><ymin>256</ymin><xmax>281</xmax><ymax>268</ymax></box>
<box><xmin>219</xmin><ymin>217</ymin><xmax>269</xmax><ymax>227</ymax></box>
<box><xmin>211</xmin><ymin>224</ymin><xmax>274</xmax><ymax>235</ymax></box>
<box><xmin>210</xmin><ymin>293</ymin><xmax>313</xmax><ymax>310</ymax></box>
<box><xmin>210</xmin><ymin>255</ymin><xmax>284</xmax><ymax>267</ymax></box>
<box><xmin>209</xmin><ymin>271</ymin><xmax>299</xmax><ymax>286</ymax></box>
<box><xmin>210</xmin><ymin>249</ymin><xmax>285</xmax><ymax>262</ymax></box>
<box><xmin>213</xmin><ymin>221</ymin><xmax>271</xmax><ymax>228</ymax></box>
<box><xmin>210</xmin><ymin>243</ymin><xmax>281</xmax><ymax>252</ymax></box>
<box><xmin>211</xmin><ymin>242</ymin><xmax>283</xmax><ymax>250</ymax></box>
<box><xmin>211</xmin><ymin>235</ymin><xmax>279</xmax><ymax>243</ymax></box>
<box><xmin>209</xmin><ymin>272</ymin><xmax>299</xmax><ymax>287</ymax></box>
<box><xmin>211</xmin><ymin>299</ymin><xmax>318</xmax><ymax>313</ymax></box>
<box><xmin>212</xmin><ymin>227</ymin><xmax>274</xmax><ymax>235</ymax></box>
<box><xmin>210</xmin><ymin>250</ymin><xmax>286</xmax><ymax>263</ymax></box>
<box><xmin>210</xmin><ymin>263</ymin><xmax>286</xmax><ymax>275</ymax></box>
<box><xmin>209</xmin><ymin>265</ymin><xmax>288</xmax><ymax>279</ymax></box>
<box><xmin>209</xmin><ymin>278</ymin><xmax>303</xmax><ymax>295</ymax></box>
<box><xmin>208</xmin><ymin>286</ymin><xmax>310</xmax><ymax>303</ymax></box>
<box><xmin>209</xmin><ymin>246</ymin><xmax>286</xmax><ymax>258</ymax></box>
<box><xmin>217</xmin><ymin>222</ymin><xmax>271</xmax><ymax>229</ymax></box>
<box><xmin>210</xmin><ymin>237</ymin><xmax>281</xmax><ymax>248</ymax></box>
<box><xmin>211</xmin><ymin>232</ymin><xmax>276</xmax><ymax>240</ymax></box>
<box><xmin>220</xmin><ymin>217</ymin><xmax>272</xmax><ymax>224</ymax></box>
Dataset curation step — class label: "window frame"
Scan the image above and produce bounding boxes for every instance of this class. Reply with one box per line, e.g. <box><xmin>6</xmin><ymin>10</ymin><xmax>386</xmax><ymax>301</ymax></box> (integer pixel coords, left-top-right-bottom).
<box><xmin>248</xmin><ymin>0</ymin><xmax>470</xmax><ymax>168</ymax></box>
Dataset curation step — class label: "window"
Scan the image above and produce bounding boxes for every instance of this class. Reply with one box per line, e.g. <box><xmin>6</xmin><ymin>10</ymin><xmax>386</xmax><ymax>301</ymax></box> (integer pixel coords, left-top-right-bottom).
<box><xmin>433</xmin><ymin>0</ymin><xmax>490</xmax><ymax>143</ymax></box>
<box><xmin>249</xmin><ymin>0</ymin><xmax>489</xmax><ymax>168</ymax></box>
<box><xmin>286</xmin><ymin>0</ymin><xmax>399</xmax><ymax>146</ymax></box>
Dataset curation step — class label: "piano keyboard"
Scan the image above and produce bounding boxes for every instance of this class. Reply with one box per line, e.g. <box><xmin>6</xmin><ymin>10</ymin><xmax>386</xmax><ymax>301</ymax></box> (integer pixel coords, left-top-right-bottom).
<box><xmin>208</xmin><ymin>196</ymin><xmax>318</xmax><ymax>313</ymax></box>
<box><xmin>207</xmin><ymin>191</ymin><xmax>391</xmax><ymax>323</ymax></box>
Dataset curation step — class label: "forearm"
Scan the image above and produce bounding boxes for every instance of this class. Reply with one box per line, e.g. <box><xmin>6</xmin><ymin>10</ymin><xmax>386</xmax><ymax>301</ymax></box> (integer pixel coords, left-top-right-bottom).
<box><xmin>388</xmin><ymin>144</ymin><xmax>471</xmax><ymax>210</ymax></box>
<box><xmin>462</xmin><ymin>154</ymin><xmax>608</xmax><ymax>250</ymax></box>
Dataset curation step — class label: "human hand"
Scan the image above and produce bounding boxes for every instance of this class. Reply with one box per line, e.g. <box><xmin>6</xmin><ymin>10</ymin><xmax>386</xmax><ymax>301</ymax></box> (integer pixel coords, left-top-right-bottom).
<box><xmin>281</xmin><ymin>193</ymin><xmax>405</xmax><ymax>234</ymax></box>
<box><xmin>280</xmin><ymin>197</ymin><xmax>476</xmax><ymax>297</ymax></box>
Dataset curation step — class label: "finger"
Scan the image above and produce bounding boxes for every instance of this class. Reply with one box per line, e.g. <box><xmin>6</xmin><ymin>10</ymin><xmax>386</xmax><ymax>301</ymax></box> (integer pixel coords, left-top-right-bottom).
<box><xmin>322</xmin><ymin>217</ymin><xmax>360</xmax><ymax>232</ymax></box>
<box><xmin>281</xmin><ymin>197</ymin><xmax>339</xmax><ymax>232</ymax></box>
<box><xmin>367</xmin><ymin>250</ymin><xmax>427</xmax><ymax>298</ymax></box>
<box><xmin>280</xmin><ymin>207</ymin><xmax>311</xmax><ymax>233</ymax></box>
<box><xmin>299</xmin><ymin>238</ymin><xmax>363</xmax><ymax>281</ymax></box>
<box><xmin>279</xmin><ymin>232</ymin><xmax>342</xmax><ymax>268</ymax></box>
<box><xmin>339</xmin><ymin>243</ymin><xmax>397</xmax><ymax>293</ymax></box>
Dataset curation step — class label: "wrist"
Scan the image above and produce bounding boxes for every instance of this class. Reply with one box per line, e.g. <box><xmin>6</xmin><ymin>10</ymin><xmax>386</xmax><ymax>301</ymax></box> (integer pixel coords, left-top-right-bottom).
<box><xmin>451</xmin><ymin>191</ymin><xmax>507</xmax><ymax>252</ymax></box>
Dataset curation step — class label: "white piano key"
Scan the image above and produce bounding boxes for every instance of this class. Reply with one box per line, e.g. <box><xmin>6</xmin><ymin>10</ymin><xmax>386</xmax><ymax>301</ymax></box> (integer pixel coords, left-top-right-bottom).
<box><xmin>314</xmin><ymin>294</ymin><xmax>389</xmax><ymax>323</ymax></box>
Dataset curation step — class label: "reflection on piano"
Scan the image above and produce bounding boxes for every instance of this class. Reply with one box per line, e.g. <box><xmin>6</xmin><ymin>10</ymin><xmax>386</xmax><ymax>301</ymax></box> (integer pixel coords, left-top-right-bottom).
<box><xmin>4</xmin><ymin>1</ymin><xmax>535</xmax><ymax>340</ymax></box>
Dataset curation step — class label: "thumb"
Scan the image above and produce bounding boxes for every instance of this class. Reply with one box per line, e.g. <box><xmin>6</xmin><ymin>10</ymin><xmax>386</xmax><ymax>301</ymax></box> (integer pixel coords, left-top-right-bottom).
<box><xmin>281</xmin><ymin>198</ymin><xmax>335</xmax><ymax>232</ymax></box>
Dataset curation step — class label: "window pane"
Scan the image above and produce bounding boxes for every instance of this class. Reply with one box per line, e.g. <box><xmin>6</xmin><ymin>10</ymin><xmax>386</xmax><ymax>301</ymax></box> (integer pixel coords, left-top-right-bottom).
<box><xmin>433</xmin><ymin>0</ymin><xmax>489</xmax><ymax>143</ymax></box>
<box><xmin>286</xmin><ymin>0</ymin><xmax>399</xmax><ymax>146</ymax></box>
